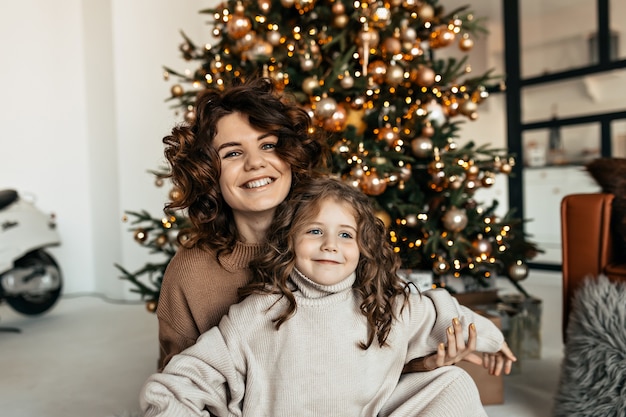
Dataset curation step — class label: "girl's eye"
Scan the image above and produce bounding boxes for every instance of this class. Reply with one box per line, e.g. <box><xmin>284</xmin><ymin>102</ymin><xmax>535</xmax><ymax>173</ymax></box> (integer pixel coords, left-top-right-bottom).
<box><xmin>306</xmin><ymin>228</ymin><xmax>323</xmax><ymax>235</ymax></box>
<box><xmin>339</xmin><ymin>231</ymin><xmax>354</xmax><ymax>239</ymax></box>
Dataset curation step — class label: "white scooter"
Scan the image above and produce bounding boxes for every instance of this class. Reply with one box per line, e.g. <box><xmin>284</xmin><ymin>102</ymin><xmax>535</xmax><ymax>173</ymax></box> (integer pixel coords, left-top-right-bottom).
<box><xmin>0</xmin><ymin>189</ymin><xmax>63</xmax><ymax>316</ymax></box>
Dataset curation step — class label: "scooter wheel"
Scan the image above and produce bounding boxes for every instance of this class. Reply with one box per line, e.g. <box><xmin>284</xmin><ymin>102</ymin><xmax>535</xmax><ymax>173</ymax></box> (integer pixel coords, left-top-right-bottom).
<box><xmin>5</xmin><ymin>249</ymin><xmax>63</xmax><ymax>315</ymax></box>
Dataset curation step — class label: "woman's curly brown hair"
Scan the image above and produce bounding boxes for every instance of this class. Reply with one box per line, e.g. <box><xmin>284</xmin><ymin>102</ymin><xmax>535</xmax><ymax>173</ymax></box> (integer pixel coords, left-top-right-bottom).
<box><xmin>242</xmin><ymin>177</ymin><xmax>411</xmax><ymax>350</ymax></box>
<box><xmin>162</xmin><ymin>77</ymin><xmax>328</xmax><ymax>253</ymax></box>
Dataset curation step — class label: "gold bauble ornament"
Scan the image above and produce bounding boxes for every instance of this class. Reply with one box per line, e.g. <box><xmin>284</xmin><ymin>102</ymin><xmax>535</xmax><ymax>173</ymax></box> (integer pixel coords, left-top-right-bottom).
<box><xmin>332</xmin><ymin>1</ymin><xmax>345</xmax><ymax>14</ymax></box>
<box><xmin>449</xmin><ymin>174</ymin><xmax>464</xmax><ymax>189</ymax></box>
<box><xmin>300</xmin><ymin>56</ymin><xmax>316</xmax><ymax>71</ymax></box>
<box><xmin>466</xmin><ymin>163</ymin><xmax>480</xmax><ymax>179</ymax></box>
<box><xmin>460</xmin><ymin>100</ymin><xmax>478</xmax><ymax>116</ymax></box>
<box><xmin>412</xmin><ymin>65</ymin><xmax>436</xmax><ymax>87</ymax></box>
<box><xmin>156</xmin><ymin>234</ymin><xmax>169</xmax><ymax>248</ymax></box>
<box><xmin>508</xmin><ymin>261</ymin><xmax>529</xmax><ymax>281</ymax></box>
<box><xmin>430</xmin><ymin>26</ymin><xmax>455</xmax><ymax>49</ymax></box>
<box><xmin>280</xmin><ymin>0</ymin><xmax>295</xmax><ymax>6</ymax></box>
<box><xmin>411</xmin><ymin>137</ymin><xmax>434</xmax><ymax>158</ymax></box>
<box><xmin>421</xmin><ymin>122</ymin><xmax>435</xmax><ymax>138</ymax></box>
<box><xmin>169</xmin><ymin>187</ymin><xmax>182</xmax><ymax>201</ymax></box>
<box><xmin>184</xmin><ymin>109</ymin><xmax>196</xmax><ymax>124</ymax></box>
<box><xmin>226</xmin><ymin>14</ymin><xmax>252</xmax><ymax>40</ymax></box>
<box><xmin>333</xmin><ymin>14</ymin><xmax>349</xmax><ymax>29</ymax></box>
<box><xmin>398</xmin><ymin>164</ymin><xmax>412</xmax><ymax>181</ymax></box>
<box><xmin>146</xmin><ymin>300</ymin><xmax>157</xmax><ymax>313</ymax></box>
<box><xmin>170</xmin><ymin>84</ymin><xmax>184</xmax><ymax>98</ymax></box>
<box><xmin>370</xmin><ymin>4</ymin><xmax>391</xmax><ymax>28</ymax></box>
<box><xmin>361</xmin><ymin>171</ymin><xmax>387</xmax><ymax>196</ymax></box>
<box><xmin>472</xmin><ymin>236</ymin><xmax>492</xmax><ymax>256</ymax></box>
<box><xmin>417</xmin><ymin>3</ymin><xmax>435</xmax><ymax>21</ymax></box>
<box><xmin>442</xmin><ymin>207</ymin><xmax>468</xmax><ymax>232</ymax></box>
<box><xmin>322</xmin><ymin>104</ymin><xmax>348</xmax><ymax>132</ymax></box>
<box><xmin>401</xmin><ymin>26</ymin><xmax>417</xmax><ymax>43</ymax></box>
<box><xmin>385</xmin><ymin>64</ymin><xmax>405</xmax><ymax>86</ymax></box>
<box><xmin>257</xmin><ymin>0</ymin><xmax>272</xmax><ymax>12</ymax></box>
<box><xmin>381</xmin><ymin>36</ymin><xmax>402</xmax><ymax>58</ymax></box>
<box><xmin>236</xmin><ymin>30</ymin><xmax>257</xmax><ymax>52</ymax></box>
<box><xmin>244</xmin><ymin>40</ymin><xmax>273</xmax><ymax>61</ymax></box>
<box><xmin>459</xmin><ymin>34</ymin><xmax>474</xmax><ymax>52</ymax></box>
<box><xmin>134</xmin><ymin>228</ymin><xmax>148</xmax><ymax>244</ymax></box>
<box><xmin>481</xmin><ymin>172</ymin><xmax>496</xmax><ymax>187</ymax></box>
<box><xmin>302</xmin><ymin>76</ymin><xmax>319</xmax><ymax>95</ymax></box>
<box><xmin>350</xmin><ymin>163</ymin><xmax>365</xmax><ymax>179</ymax></box>
<box><xmin>332</xmin><ymin>139</ymin><xmax>351</xmax><ymax>154</ymax></box>
<box><xmin>367</xmin><ymin>60</ymin><xmax>387</xmax><ymax>84</ymax></box>
<box><xmin>378</xmin><ymin>125</ymin><xmax>399</xmax><ymax>147</ymax></box>
<box><xmin>314</xmin><ymin>96</ymin><xmax>338</xmax><ymax>119</ymax></box>
<box><xmin>375</xmin><ymin>209</ymin><xmax>392</xmax><ymax>228</ymax></box>
<box><xmin>266</xmin><ymin>30</ymin><xmax>282</xmax><ymax>46</ymax></box>
<box><xmin>340</xmin><ymin>73</ymin><xmax>354</xmax><ymax>89</ymax></box>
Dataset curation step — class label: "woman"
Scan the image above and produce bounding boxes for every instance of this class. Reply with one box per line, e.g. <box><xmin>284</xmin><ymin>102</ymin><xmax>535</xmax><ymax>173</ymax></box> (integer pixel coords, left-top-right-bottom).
<box><xmin>156</xmin><ymin>77</ymin><xmax>482</xmax><ymax>373</ymax></box>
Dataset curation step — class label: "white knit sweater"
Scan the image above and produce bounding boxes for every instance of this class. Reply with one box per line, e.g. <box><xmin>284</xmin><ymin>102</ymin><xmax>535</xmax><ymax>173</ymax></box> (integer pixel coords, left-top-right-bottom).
<box><xmin>140</xmin><ymin>270</ymin><xmax>503</xmax><ymax>417</ymax></box>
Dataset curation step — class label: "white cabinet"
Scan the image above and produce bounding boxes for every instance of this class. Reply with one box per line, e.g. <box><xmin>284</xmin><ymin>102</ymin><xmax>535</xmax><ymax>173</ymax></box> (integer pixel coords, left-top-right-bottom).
<box><xmin>523</xmin><ymin>166</ymin><xmax>600</xmax><ymax>264</ymax></box>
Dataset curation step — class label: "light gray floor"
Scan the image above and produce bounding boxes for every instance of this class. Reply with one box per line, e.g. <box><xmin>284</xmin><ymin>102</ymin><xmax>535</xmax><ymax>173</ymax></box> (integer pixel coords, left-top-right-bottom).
<box><xmin>0</xmin><ymin>271</ymin><xmax>563</xmax><ymax>417</ymax></box>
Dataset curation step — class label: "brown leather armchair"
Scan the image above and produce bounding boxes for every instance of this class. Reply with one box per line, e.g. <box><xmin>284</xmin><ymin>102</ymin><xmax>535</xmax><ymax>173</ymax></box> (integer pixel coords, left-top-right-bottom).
<box><xmin>560</xmin><ymin>193</ymin><xmax>626</xmax><ymax>341</ymax></box>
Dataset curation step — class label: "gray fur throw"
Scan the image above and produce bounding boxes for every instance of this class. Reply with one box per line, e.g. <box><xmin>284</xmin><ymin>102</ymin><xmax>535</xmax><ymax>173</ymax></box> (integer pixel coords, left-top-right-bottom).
<box><xmin>553</xmin><ymin>275</ymin><xmax>626</xmax><ymax>416</ymax></box>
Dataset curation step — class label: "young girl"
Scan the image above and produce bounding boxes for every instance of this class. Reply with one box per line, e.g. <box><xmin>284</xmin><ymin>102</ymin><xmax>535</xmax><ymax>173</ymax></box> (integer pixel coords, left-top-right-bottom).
<box><xmin>141</xmin><ymin>177</ymin><xmax>515</xmax><ymax>417</ymax></box>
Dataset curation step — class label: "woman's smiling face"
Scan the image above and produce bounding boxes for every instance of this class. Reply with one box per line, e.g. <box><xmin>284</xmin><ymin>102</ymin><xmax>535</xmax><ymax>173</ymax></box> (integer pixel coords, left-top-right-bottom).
<box><xmin>214</xmin><ymin>112</ymin><xmax>292</xmax><ymax>218</ymax></box>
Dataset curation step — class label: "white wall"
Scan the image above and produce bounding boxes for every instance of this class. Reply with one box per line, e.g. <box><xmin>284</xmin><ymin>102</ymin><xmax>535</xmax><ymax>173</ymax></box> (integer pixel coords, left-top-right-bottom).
<box><xmin>0</xmin><ymin>0</ymin><xmax>215</xmax><ymax>298</ymax></box>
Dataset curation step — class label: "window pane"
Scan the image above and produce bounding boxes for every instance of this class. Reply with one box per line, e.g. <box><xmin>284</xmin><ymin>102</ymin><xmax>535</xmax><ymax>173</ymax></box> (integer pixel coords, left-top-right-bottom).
<box><xmin>520</xmin><ymin>0</ymin><xmax>596</xmax><ymax>78</ymax></box>
<box><xmin>522</xmin><ymin>123</ymin><xmax>600</xmax><ymax>167</ymax></box>
<box><xmin>521</xmin><ymin>67</ymin><xmax>626</xmax><ymax>124</ymax></box>
<box><xmin>610</xmin><ymin>0</ymin><xmax>626</xmax><ymax>62</ymax></box>
<box><xmin>612</xmin><ymin>119</ymin><xmax>626</xmax><ymax>157</ymax></box>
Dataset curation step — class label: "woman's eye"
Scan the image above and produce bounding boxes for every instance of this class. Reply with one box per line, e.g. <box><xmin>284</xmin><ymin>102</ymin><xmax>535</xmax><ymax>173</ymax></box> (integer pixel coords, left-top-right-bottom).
<box><xmin>261</xmin><ymin>142</ymin><xmax>277</xmax><ymax>151</ymax></box>
<box><xmin>221</xmin><ymin>150</ymin><xmax>241</xmax><ymax>159</ymax></box>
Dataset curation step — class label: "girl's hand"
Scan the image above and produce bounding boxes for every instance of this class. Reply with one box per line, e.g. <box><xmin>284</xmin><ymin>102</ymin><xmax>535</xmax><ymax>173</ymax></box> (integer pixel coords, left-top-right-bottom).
<box><xmin>482</xmin><ymin>341</ymin><xmax>517</xmax><ymax>376</ymax></box>
<box><xmin>423</xmin><ymin>318</ymin><xmax>483</xmax><ymax>370</ymax></box>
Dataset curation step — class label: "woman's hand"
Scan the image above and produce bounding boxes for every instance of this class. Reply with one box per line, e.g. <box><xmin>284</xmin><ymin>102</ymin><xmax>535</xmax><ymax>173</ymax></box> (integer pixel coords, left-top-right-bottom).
<box><xmin>422</xmin><ymin>318</ymin><xmax>482</xmax><ymax>370</ymax></box>
<box><xmin>482</xmin><ymin>341</ymin><xmax>517</xmax><ymax>376</ymax></box>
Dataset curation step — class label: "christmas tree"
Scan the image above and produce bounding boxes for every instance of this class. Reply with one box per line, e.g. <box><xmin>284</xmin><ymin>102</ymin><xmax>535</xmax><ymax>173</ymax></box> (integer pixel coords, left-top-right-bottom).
<box><xmin>117</xmin><ymin>0</ymin><xmax>540</xmax><ymax>307</ymax></box>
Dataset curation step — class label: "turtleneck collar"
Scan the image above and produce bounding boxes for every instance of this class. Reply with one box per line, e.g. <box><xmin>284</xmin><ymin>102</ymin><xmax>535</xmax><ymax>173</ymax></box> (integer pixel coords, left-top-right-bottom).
<box><xmin>290</xmin><ymin>268</ymin><xmax>356</xmax><ymax>299</ymax></box>
<box><xmin>217</xmin><ymin>241</ymin><xmax>265</xmax><ymax>272</ymax></box>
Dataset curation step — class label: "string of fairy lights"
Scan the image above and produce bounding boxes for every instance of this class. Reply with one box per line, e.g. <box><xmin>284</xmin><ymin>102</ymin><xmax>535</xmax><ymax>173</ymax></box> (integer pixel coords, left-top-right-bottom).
<box><xmin>119</xmin><ymin>0</ymin><xmax>539</xmax><ymax>303</ymax></box>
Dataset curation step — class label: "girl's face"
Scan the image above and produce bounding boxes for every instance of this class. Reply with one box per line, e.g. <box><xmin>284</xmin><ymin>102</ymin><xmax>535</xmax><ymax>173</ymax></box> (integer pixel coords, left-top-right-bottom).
<box><xmin>294</xmin><ymin>199</ymin><xmax>360</xmax><ymax>286</ymax></box>
<box><xmin>214</xmin><ymin>112</ymin><xmax>292</xmax><ymax>219</ymax></box>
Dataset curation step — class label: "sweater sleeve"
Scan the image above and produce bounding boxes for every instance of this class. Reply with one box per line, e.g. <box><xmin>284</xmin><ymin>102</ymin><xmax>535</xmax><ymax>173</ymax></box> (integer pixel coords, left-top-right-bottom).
<box><xmin>404</xmin><ymin>288</ymin><xmax>504</xmax><ymax>361</ymax></box>
<box><xmin>156</xmin><ymin>249</ymin><xmax>202</xmax><ymax>371</ymax></box>
<box><xmin>140</xmin><ymin>325</ymin><xmax>245</xmax><ymax>417</ymax></box>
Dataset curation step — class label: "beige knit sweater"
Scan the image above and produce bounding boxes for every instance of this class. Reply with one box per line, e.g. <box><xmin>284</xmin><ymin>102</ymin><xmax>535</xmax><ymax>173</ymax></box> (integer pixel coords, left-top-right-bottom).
<box><xmin>142</xmin><ymin>270</ymin><xmax>503</xmax><ymax>417</ymax></box>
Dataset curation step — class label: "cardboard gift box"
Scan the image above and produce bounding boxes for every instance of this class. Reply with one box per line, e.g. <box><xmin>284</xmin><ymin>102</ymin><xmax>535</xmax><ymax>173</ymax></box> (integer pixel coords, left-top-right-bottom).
<box><xmin>456</xmin><ymin>311</ymin><xmax>504</xmax><ymax>405</ymax></box>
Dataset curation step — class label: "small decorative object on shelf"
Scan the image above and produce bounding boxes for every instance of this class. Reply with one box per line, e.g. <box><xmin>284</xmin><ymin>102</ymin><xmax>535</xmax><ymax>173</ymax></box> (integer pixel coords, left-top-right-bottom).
<box><xmin>547</xmin><ymin>104</ymin><xmax>566</xmax><ymax>165</ymax></box>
